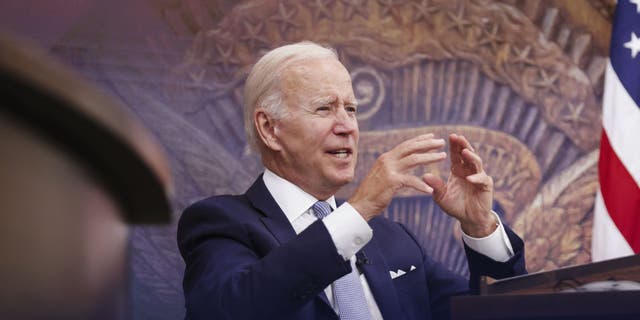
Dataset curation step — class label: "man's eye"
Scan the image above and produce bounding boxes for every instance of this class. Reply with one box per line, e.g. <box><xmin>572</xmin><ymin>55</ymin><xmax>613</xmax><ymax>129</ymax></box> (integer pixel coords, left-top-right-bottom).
<box><xmin>317</xmin><ymin>106</ymin><xmax>331</xmax><ymax>112</ymax></box>
<box><xmin>346</xmin><ymin>106</ymin><xmax>357</xmax><ymax>113</ymax></box>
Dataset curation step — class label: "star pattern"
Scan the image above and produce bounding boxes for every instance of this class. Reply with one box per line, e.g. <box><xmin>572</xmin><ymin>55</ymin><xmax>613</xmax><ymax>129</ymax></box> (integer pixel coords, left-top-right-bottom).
<box><xmin>378</xmin><ymin>0</ymin><xmax>404</xmax><ymax>24</ymax></box>
<box><xmin>412</xmin><ymin>0</ymin><xmax>438</xmax><ymax>23</ymax></box>
<box><xmin>510</xmin><ymin>45</ymin><xmax>536</xmax><ymax>69</ymax></box>
<box><xmin>270</xmin><ymin>1</ymin><xmax>299</xmax><ymax>35</ymax></box>
<box><xmin>306</xmin><ymin>0</ymin><xmax>335</xmax><ymax>24</ymax></box>
<box><xmin>342</xmin><ymin>0</ymin><xmax>368</xmax><ymax>20</ymax></box>
<box><xmin>210</xmin><ymin>43</ymin><xmax>242</xmax><ymax>75</ymax></box>
<box><xmin>240</xmin><ymin>20</ymin><xmax>270</xmax><ymax>51</ymax></box>
<box><xmin>446</xmin><ymin>4</ymin><xmax>473</xmax><ymax>35</ymax></box>
<box><xmin>623</xmin><ymin>32</ymin><xmax>640</xmax><ymax>59</ymax></box>
<box><xmin>189</xmin><ymin>69</ymin><xmax>206</xmax><ymax>86</ymax></box>
<box><xmin>561</xmin><ymin>102</ymin><xmax>590</xmax><ymax>130</ymax></box>
<box><xmin>478</xmin><ymin>22</ymin><xmax>504</xmax><ymax>52</ymax></box>
<box><xmin>530</xmin><ymin>69</ymin><xmax>559</xmax><ymax>94</ymax></box>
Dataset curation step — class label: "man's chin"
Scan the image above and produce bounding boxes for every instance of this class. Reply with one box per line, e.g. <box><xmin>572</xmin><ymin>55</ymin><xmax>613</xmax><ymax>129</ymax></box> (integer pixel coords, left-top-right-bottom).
<box><xmin>332</xmin><ymin>173</ymin><xmax>355</xmax><ymax>187</ymax></box>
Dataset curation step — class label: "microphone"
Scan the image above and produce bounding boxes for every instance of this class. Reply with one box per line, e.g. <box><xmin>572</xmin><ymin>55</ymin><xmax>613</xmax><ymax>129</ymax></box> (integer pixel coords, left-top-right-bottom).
<box><xmin>355</xmin><ymin>251</ymin><xmax>371</xmax><ymax>267</ymax></box>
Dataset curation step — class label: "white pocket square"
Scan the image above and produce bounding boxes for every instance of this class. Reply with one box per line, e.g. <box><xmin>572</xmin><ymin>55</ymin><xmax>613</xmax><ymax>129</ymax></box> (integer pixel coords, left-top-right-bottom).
<box><xmin>389</xmin><ymin>265</ymin><xmax>416</xmax><ymax>279</ymax></box>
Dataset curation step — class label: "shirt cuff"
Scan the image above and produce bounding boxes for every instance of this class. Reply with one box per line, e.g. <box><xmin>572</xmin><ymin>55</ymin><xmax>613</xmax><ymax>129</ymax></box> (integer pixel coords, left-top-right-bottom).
<box><xmin>322</xmin><ymin>202</ymin><xmax>373</xmax><ymax>260</ymax></box>
<box><xmin>461</xmin><ymin>211</ymin><xmax>514</xmax><ymax>262</ymax></box>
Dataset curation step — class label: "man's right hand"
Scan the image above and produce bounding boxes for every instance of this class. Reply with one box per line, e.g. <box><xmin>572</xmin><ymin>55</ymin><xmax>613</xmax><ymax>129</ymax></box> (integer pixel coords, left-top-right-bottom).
<box><xmin>348</xmin><ymin>134</ymin><xmax>446</xmax><ymax>221</ymax></box>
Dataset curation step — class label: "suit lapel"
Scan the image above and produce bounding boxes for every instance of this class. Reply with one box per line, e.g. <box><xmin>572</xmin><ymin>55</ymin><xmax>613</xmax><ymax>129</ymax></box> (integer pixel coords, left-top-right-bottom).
<box><xmin>245</xmin><ymin>174</ymin><xmax>333</xmax><ymax>310</ymax></box>
<box><xmin>358</xmin><ymin>240</ymin><xmax>405</xmax><ymax>319</ymax></box>
<box><xmin>246</xmin><ymin>174</ymin><xmax>297</xmax><ymax>245</ymax></box>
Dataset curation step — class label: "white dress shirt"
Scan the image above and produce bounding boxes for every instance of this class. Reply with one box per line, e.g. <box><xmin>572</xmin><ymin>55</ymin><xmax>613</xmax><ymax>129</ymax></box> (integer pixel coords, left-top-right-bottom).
<box><xmin>262</xmin><ymin>169</ymin><xmax>514</xmax><ymax>319</ymax></box>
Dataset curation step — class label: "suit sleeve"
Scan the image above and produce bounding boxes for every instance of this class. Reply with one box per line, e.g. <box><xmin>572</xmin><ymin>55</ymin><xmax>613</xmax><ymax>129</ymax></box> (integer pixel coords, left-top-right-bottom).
<box><xmin>177</xmin><ymin>200</ymin><xmax>350</xmax><ymax>320</ymax></box>
<box><xmin>398</xmin><ymin>223</ymin><xmax>527</xmax><ymax>320</ymax></box>
<box><xmin>464</xmin><ymin>225</ymin><xmax>527</xmax><ymax>293</ymax></box>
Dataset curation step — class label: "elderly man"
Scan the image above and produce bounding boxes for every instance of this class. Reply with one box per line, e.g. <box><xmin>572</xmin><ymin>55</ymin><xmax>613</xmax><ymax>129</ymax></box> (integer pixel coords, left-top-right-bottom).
<box><xmin>178</xmin><ymin>42</ymin><xmax>526</xmax><ymax>320</ymax></box>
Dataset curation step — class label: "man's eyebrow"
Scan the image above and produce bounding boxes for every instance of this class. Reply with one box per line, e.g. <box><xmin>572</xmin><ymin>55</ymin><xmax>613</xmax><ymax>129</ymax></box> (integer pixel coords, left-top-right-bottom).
<box><xmin>308</xmin><ymin>96</ymin><xmax>358</xmax><ymax>107</ymax></box>
<box><xmin>309</xmin><ymin>96</ymin><xmax>335</xmax><ymax>106</ymax></box>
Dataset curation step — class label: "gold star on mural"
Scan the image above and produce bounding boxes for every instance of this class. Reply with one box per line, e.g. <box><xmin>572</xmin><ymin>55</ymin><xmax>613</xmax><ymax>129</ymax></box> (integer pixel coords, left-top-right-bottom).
<box><xmin>306</xmin><ymin>0</ymin><xmax>335</xmax><ymax>24</ymax></box>
<box><xmin>270</xmin><ymin>1</ymin><xmax>300</xmax><ymax>35</ymax></box>
<box><xmin>510</xmin><ymin>45</ymin><xmax>536</xmax><ymax>69</ymax></box>
<box><xmin>240</xmin><ymin>20</ymin><xmax>270</xmax><ymax>51</ymax></box>
<box><xmin>342</xmin><ymin>0</ymin><xmax>368</xmax><ymax>20</ymax></box>
<box><xmin>188</xmin><ymin>69</ymin><xmax>206</xmax><ymax>86</ymax></box>
<box><xmin>478</xmin><ymin>22</ymin><xmax>504</xmax><ymax>52</ymax></box>
<box><xmin>445</xmin><ymin>3</ymin><xmax>473</xmax><ymax>35</ymax></box>
<box><xmin>210</xmin><ymin>43</ymin><xmax>241</xmax><ymax>75</ymax></box>
<box><xmin>561</xmin><ymin>102</ymin><xmax>590</xmax><ymax>130</ymax></box>
<box><xmin>378</xmin><ymin>0</ymin><xmax>404</xmax><ymax>24</ymax></box>
<box><xmin>412</xmin><ymin>0</ymin><xmax>438</xmax><ymax>23</ymax></box>
<box><xmin>530</xmin><ymin>69</ymin><xmax>560</xmax><ymax>94</ymax></box>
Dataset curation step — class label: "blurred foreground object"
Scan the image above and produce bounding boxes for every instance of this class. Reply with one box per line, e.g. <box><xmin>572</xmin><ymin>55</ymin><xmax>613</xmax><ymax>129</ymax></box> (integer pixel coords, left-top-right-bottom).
<box><xmin>0</xmin><ymin>31</ymin><xmax>171</xmax><ymax>319</ymax></box>
<box><xmin>451</xmin><ymin>254</ymin><xmax>640</xmax><ymax>319</ymax></box>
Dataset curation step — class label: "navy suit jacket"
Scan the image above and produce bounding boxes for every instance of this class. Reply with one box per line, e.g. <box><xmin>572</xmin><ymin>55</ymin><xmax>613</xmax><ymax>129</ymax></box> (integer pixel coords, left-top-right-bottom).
<box><xmin>177</xmin><ymin>175</ymin><xmax>526</xmax><ymax>320</ymax></box>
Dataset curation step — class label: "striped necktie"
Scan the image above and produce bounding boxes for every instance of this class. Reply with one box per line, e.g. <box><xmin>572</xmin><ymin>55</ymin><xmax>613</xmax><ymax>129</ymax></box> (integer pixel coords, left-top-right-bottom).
<box><xmin>312</xmin><ymin>201</ymin><xmax>372</xmax><ymax>320</ymax></box>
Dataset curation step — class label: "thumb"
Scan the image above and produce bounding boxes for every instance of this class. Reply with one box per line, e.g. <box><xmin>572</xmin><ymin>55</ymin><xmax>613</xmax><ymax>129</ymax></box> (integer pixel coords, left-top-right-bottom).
<box><xmin>423</xmin><ymin>173</ymin><xmax>446</xmax><ymax>199</ymax></box>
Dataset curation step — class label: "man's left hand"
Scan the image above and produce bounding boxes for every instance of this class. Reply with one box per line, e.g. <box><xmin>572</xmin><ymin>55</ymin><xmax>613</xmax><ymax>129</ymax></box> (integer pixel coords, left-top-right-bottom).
<box><xmin>423</xmin><ymin>133</ymin><xmax>497</xmax><ymax>238</ymax></box>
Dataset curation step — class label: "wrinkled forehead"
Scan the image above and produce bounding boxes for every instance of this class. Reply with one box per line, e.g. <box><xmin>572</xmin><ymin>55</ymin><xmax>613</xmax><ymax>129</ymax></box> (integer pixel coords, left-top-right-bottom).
<box><xmin>280</xmin><ymin>57</ymin><xmax>354</xmax><ymax>97</ymax></box>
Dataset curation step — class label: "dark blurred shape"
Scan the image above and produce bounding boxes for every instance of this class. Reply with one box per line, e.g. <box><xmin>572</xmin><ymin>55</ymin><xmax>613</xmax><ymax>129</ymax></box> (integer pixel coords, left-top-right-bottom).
<box><xmin>451</xmin><ymin>254</ymin><xmax>640</xmax><ymax>319</ymax></box>
<box><xmin>0</xmin><ymin>31</ymin><xmax>172</xmax><ymax>319</ymax></box>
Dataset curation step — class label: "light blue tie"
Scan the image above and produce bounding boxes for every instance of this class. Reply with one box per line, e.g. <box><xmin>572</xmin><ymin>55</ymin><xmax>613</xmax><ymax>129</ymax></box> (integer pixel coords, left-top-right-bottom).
<box><xmin>312</xmin><ymin>201</ymin><xmax>372</xmax><ymax>320</ymax></box>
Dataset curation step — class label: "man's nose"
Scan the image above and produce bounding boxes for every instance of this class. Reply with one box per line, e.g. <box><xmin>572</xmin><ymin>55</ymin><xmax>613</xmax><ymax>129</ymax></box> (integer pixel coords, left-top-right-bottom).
<box><xmin>333</xmin><ymin>107</ymin><xmax>358</xmax><ymax>135</ymax></box>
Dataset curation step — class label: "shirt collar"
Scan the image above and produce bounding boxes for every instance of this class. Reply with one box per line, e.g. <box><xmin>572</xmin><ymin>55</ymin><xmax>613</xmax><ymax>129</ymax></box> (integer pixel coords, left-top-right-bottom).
<box><xmin>262</xmin><ymin>168</ymin><xmax>336</xmax><ymax>224</ymax></box>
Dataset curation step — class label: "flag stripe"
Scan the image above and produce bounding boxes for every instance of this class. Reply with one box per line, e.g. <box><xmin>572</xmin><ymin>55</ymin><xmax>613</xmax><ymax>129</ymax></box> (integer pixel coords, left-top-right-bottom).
<box><xmin>601</xmin><ymin>62</ymin><xmax>640</xmax><ymax>188</ymax></box>
<box><xmin>593</xmin><ymin>191</ymin><xmax>633</xmax><ymax>260</ymax></box>
<box><xmin>598</xmin><ymin>130</ymin><xmax>640</xmax><ymax>253</ymax></box>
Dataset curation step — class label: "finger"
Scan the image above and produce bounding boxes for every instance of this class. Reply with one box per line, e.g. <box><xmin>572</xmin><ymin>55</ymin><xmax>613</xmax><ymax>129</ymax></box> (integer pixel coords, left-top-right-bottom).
<box><xmin>449</xmin><ymin>134</ymin><xmax>465</xmax><ymax>164</ymax></box>
<box><xmin>422</xmin><ymin>173</ymin><xmax>446</xmax><ymax>198</ymax></box>
<box><xmin>395</xmin><ymin>135</ymin><xmax>445</xmax><ymax>158</ymax></box>
<box><xmin>398</xmin><ymin>151</ymin><xmax>447</xmax><ymax>170</ymax></box>
<box><xmin>402</xmin><ymin>175</ymin><xmax>433</xmax><ymax>194</ymax></box>
<box><xmin>461</xmin><ymin>148</ymin><xmax>484</xmax><ymax>173</ymax></box>
<box><xmin>385</xmin><ymin>134</ymin><xmax>433</xmax><ymax>160</ymax></box>
<box><xmin>466</xmin><ymin>172</ymin><xmax>493</xmax><ymax>189</ymax></box>
<box><xmin>450</xmin><ymin>133</ymin><xmax>473</xmax><ymax>151</ymax></box>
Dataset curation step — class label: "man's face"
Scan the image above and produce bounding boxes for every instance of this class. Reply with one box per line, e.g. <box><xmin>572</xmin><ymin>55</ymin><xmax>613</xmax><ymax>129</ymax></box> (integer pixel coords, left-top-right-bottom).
<box><xmin>271</xmin><ymin>57</ymin><xmax>359</xmax><ymax>198</ymax></box>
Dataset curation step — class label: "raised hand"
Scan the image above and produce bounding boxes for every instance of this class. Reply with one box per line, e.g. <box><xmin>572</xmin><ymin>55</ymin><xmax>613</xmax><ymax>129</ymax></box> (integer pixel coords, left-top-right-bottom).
<box><xmin>348</xmin><ymin>134</ymin><xmax>446</xmax><ymax>221</ymax></box>
<box><xmin>422</xmin><ymin>133</ymin><xmax>497</xmax><ymax>237</ymax></box>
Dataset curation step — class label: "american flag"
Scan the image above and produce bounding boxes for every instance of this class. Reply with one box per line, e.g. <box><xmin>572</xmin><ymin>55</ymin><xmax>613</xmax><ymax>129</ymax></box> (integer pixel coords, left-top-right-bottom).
<box><xmin>592</xmin><ymin>0</ymin><xmax>640</xmax><ymax>261</ymax></box>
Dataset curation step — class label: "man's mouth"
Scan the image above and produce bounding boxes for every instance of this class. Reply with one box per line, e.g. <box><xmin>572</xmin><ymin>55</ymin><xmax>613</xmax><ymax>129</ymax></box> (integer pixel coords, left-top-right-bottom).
<box><xmin>327</xmin><ymin>148</ymin><xmax>352</xmax><ymax>159</ymax></box>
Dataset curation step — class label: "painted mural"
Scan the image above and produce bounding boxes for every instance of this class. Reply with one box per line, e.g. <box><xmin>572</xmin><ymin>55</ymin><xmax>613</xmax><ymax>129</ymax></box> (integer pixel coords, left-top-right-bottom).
<box><xmin>0</xmin><ymin>0</ymin><xmax>615</xmax><ymax>318</ymax></box>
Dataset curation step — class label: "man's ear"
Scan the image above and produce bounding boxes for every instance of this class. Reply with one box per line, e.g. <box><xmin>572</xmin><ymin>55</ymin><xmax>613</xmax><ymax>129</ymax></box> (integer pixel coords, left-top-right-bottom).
<box><xmin>254</xmin><ymin>109</ymin><xmax>282</xmax><ymax>151</ymax></box>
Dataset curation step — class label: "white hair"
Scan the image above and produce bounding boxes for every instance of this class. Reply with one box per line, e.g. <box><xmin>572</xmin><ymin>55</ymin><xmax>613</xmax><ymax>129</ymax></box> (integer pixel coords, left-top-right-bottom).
<box><xmin>243</xmin><ymin>41</ymin><xmax>338</xmax><ymax>152</ymax></box>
